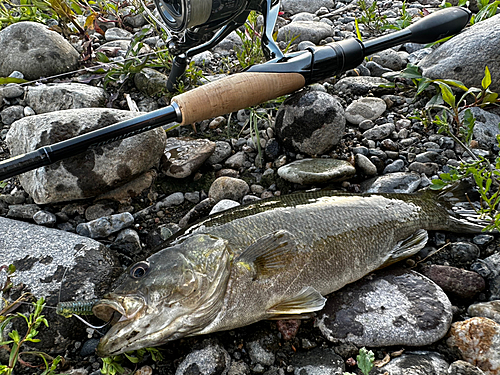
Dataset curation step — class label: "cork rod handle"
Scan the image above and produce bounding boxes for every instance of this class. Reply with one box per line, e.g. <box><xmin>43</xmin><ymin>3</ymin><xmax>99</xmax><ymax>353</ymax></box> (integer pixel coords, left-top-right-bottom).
<box><xmin>172</xmin><ymin>72</ymin><xmax>306</xmax><ymax>125</ymax></box>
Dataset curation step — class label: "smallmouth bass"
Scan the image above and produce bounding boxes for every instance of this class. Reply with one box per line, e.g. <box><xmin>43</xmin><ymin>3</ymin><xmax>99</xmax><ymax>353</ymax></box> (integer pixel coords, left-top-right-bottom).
<box><xmin>93</xmin><ymin>186</ymin><xmax>485</xmax><ymax>356</ymax></box>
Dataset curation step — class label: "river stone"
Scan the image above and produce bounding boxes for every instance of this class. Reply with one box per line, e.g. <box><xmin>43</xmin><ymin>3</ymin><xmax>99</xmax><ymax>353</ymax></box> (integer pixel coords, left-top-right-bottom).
<box><xmin>26</xmin><ymin>83</ymin><xmax>107</xmax><ymax>114</ymax></box>
<box><xmin>0</xmin><ymin>22</ymin><xmax>80</xmax><ymax>80</ymax></box>
<box><xmin>76</xmin><ymin>212</ymin><xmax>134</xmax><ymax>239</ymax></box>
<box><xmin>362</xmin><ymin>123</ymin><xmax>395</xmax><ymax>141</ymax></box>
<box><xmin>207</xmin><ymin>141</ymin><xmax>232</xmax><ymax>165</ymax></box>
<box><xmin>448</xmin><ymin>361</ymin><xmax>486</xmax><ymax>375</ymax></box>
<box><xmin>0</xmin><ymin>216</ymin><xmax>120</xmax><ymax>353</ymax></box>
<box><xmin>334</xmin><ymin>76</ymin><xmax>392</xmax><ymax>96</ymax></box>
<box><xmin>458</xmin><ymin>107</ymin><xmax>500</xmax><ymax>150</ymax></box>
<box><xmin>208</xmin><ymin>176</ymin><xmax>250</xmax><ymax>203</ymax></box>
<box><xmin>277</xmin><ymin>21</ymin><xmax>333</xmax><ymax>44</ymax></box>
<box><xmin>418</xmin><ymin>14</ymin><xmax>500</xmax><ymax>92</ymax></box>
<box><xmin>281</xmin><ymin>0</ymin><xmax>333</xmax><ymax>14</ymax></box>
<box><xmin>175</xmin><ymin>340</ymin><xmax>231</xmax><ymax>375</ymax></box>
<box><xmin>134</xmin><ymin>68</ymin><xmax>170</xmax><ymax>96</ymax></box>
<box><xmin>275</xmin><ymin>90</ymin><xmax>345</xmax><ymax>156</ymax></box>
<box><xmin>345</xmin><ymin>97</ymin><xmax>387</xmax><ymax>125</ymax></box>
<box><xmin>5</xmin><ymin>108</ymin><xmax>166</xmax><ymax>204</ymax></box>
<box><xmin>209</xmin><ymin>199</ymin><xmax>240</xmax><ymax>215</ymax></box>
<box><xmin>278</xmin><ymin>158</ymin><xmax>355</xmax><ymax>184</ymax></box>
<box><xmin>1</xmin><ymin>105</ymin><xmax>24</xmax><ymax>125</ymax></box>
<box><xmin>371</xmin><ymin>352</ymin><xmax>449</xmax><ymax>375</ymax></box>
<box><xmin>290</xmin><ymin>347</ymin><xmax>344</xmax><ymax>375</ymax></box>
<box><xmin>355</xmin><ymin>153</ymin><xmax>378</xmax><ymax>177</ymax></box>
<box><xmin>468</xmin><ymin>301</ymin><xmax>500</xmax><ymax>324</ymax></box>
<box><xmin>471</xmin><ymin>252</ymin><xmax>500</xmax><ymax>300</ymax></box>
<box><xmin>447</xmin><ymin>317</ymin><xmax>500</xmax><ymax>375</ymax></box>
<box><xmin>419</xmin><ymin>265</ymin><xmax>485</xmax><ymax>299</ymax></box>
<box><xmin>369</xmin><ymin>48</ymin><xmax>405</xmax><ymax>71</ymax></box>
<box><xmin>317</xmin><ymin>269</ymin><xmax>453</xmax><ymax>347</ymax></box>
<box><xmin>161</xmin><ymin>137</ymin><xmax>216</xmax><ymax>178</ymax></box>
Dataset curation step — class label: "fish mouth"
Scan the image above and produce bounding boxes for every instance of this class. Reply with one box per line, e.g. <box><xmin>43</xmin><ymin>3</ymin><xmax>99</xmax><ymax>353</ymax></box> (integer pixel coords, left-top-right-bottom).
<box><xmin>93</xmin><ymin>294</ymin><xmax>145</xmax><ymax>324</ymax></box>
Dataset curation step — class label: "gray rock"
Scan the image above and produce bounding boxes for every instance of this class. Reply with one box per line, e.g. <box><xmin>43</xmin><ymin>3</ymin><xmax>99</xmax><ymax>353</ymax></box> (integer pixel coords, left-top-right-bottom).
<box><xmin>277</xmin><ymin>21</ymin><xmax>333</xmax><ymax>44</ymax></box>
<box><xmin>334</xmin><ymin>76</ymin><xmax>392</xmax><ymax>96</ymax></box>
<box><xmin>76</xmin><ymin>212</ymin><xmax>134</xmax><ymax>239</ymax></box>
<box><xmin>208</xmin><ymin>177</ymin><xmax>250</xmax><ymax>203</ymax></box>
<box><xmin>2</xmin><ymin>84</ymin><xmax>25</xmax><ymax>99</ymax></box>
<box><xmin>225</xmin><ymin>151</ymin><xmax>247</xmax><ymax>169</ymax></box>
<box><xmin>157</xmin><ymin>192</ymin><xmax>185</xmax><ymax>209</ymax></box>
<box><xmin>369</xmin><ymin>48</ymin><xmax>405</xmax><ymax>71</ymax></box>
<box><xmin>208</xmin><ymin>141</ymin><xmax>232</xmax><ymax>165</ymax></box>
<box><xmin>105</xmin><ymin>27</ymin><xmax>132</xmax><ymax>41</ymax></box>
<box><xmin>161</xmin><ymin>137</ymin><xmax>216</xmax><ymax>178</ymax></box>
<box><xmin>6</xmin><ymin>204</ymin><xmax>41</xmax><ymax>220</ymax></box>
<box><xmin>447</xmin><ymin>317</ymin><xmax>500</xmax><ymax>375</ymax></box>
<box><xmin>212</xmin><ymin>31</ymin><xmax>243</xmax><ymax>55</ymax></box>
<box><xmin>114</xmin><ymin>228</ymin><xmax>142</xmax><ymax>253</ymax></box>
<box><xmin>281</xmin><ymin>0</ymin><xmax>333</xmax><ymax>14</ymax></box>
<box><xmin>85</xmin><ymin>204</ymin><xmax>115</xmax><ymax>221</ymax></box>
<box><xmin>0</xmin><ymin>22</ymin><xmax>80</xmax><ymax>80</ymax></box>
<box><xmin>471</xmin><ymin>252</ymin><xmax>500</xmax><ymax>300</ymax></box>
<box><xmin>291</xmin><ymin>12</ymin><xmax>316</xmax><ymax>22</ymax></box>
<box><xmin>5</xmin><ymin>108</ymin><xmax>166</xmax><ymax>204</ymax></box>
<box><xmin>178</xmin><ymin>198</ymin><xmax>215</xmax><ymax>228</ymax></box>
<box><xmin>247</xmin><ymin>340</ymin><xmax>275</xmax><ymax>366</ymax></box>
<box><xmin>408</xmin><ymin>48</ymin><xmax>433</xmax><ymax>65</ymax></box>
<box><xmin>291</xmin><ymin>347</ymin><xmax>344</xmax><ymax>375</ymax></box>
<box><xmin>209</xmin><ymin>199</ymin><xmax>240</xmax><ymax>215</ymax></box>
<box><xmin>345</xmin><ymin>97</ymin><xmax>387</xmax><ymax>125</ymax></box>
<box><xmin>277</xmin><ymin>158</ymin><xmax>356</xmax><ymax>184</ymax></box>
<box><xmin>448</xmin><ymin>360</ymin><xmax>485</xmax><ymax>375</ymax></box>
<box><xmin>383</xmin><ymin>159</ymin><xmax>405</xmax><ymax>174</ymax></box>
<box><xmin>355</xmin><ymin>153</ymin><xmax>377</xmax><ymax>176</ymax></box>
<box><xmin>33</xmin><ymin>210</ymin><xmax>57</xmax><ymax>226</ymax></box>
<box><xmin>365</xmin><ymin>60</ymin><xmax>393</xmax><ymax>77</ymax></box>
<box><xmin>468</xmin><ymin>301</ymin><xmax>500</xmax><ymax>324</ymax></box>
<box><xmin>418</xmin><ymin>14</ymin><xmax>500</xmax><ymax>92</ymax></box>
<box><xmin>124</xmin><ymin>13</ymin><xmax>148</xmax><ymax>28</ymax></box>
<box><xmin>175</xmin><ymin>341</ymin><xmax>231</xmax><ymax>375</ymax></box>
<box><xmin>275</xmin><ymin>90</ymin><xmax>345</xmax><ymax>156</ymax></box>
<box><xmin>429</xmin><ymin>241</ymin><xmax>481</xmax><ymax>268</ymax></box>
<box><xmin>192</xmin><ymin>51</ymin><xmax>214</xmax><ymax>67</ymax></box>
<box><xmin>26</xmin><ymin>83</ymin><xmax>107</xmax><ymax>114</ymax></box>
<box><xmin>408</xmin><ymin>161</ymin><xmax>439</xmax><ymax>176</ymax></box>
<box><xmin>362</xmin><ymin>123</ymin><xmax>395</xmax><ymax>141</ymax></box>
<box><xmin>134</xmin><ymin>68</ymin><xmax>169</xmax><ymax>96</ymax></box>
<box><xmin>459</xmin><ymin>107</ymin><xmax>500</xmax><ymax>150</ymax></box>
<box><xmin>0</xmin><ymin>216</ymin><xmax>119</xmax><ymax>352</ymax></box>
<box><xmin>1</xmin><ymin>105</ymin><xmax>24</xmax><ymax>125</ymax></box>
<box><xmin>317</xmin><ymin>269</ymin><xmax>453</xmax><ymax>347</ymax></box>
<box><xmin>185</xmin><ymin>191</ymin><xmax>201</xmax><ymax>204</ymax></box>
<box><xmin>371</xmin><ymin>352</ymin><xmax>449</xmax><ymax>375</ymax></box>
<box><xmin>96</xmin><ymin>40</ymin><xmax>132</xmax><ymax>56</ymax></box>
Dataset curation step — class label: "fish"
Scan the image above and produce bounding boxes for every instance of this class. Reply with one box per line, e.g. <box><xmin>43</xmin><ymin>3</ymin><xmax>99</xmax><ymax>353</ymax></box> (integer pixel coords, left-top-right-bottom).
<box><xmin>92</xmin><ymin>184</ymin><xmax>486</xmax><ymax>357</ymax></box>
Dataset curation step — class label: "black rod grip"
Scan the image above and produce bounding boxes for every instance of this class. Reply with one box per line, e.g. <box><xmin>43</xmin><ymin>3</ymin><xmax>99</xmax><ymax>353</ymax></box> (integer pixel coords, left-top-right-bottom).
<box><xmin>0</xmin><ymin>149</ymin><xmax>52</xmax><ymax>180</ymax></box>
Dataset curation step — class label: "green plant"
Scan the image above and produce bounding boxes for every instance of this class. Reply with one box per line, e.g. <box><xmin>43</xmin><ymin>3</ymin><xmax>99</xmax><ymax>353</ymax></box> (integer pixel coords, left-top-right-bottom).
<box><xmin>344</xmin><ymin>347</ymin><xmax>375</xmax><ymax>375</ymax></box>
<box><xmin>399</xmin><ymin>64</ymin><xmax>500</xmax><ymax>230</ymax></box>
<box><xmin>0</xmin><ymin>297</ymin><xmax>63</xmax><ymax>375</ymax></box>
<box><xmin>382</xmin><ymin>1</ymin><xmax>412</xmax><ymax>30</ymax></box>
<box><xmin>357</xmin><ymin>0</ymin><xmax>388</xmax><ymax>34</ymax></box>
<box><xmin>100</xmin><ymin>347</ymin><xmax>164</xmax><ymax>375</ymax></box>
<box><xmin>235</xmin><ymin>11</ymin><xmax>265</xmax><ymax>69</ymax></box>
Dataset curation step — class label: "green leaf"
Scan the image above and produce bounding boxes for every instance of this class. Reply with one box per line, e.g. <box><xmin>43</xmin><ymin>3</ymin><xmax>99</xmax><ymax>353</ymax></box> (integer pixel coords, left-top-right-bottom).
<box><xmin>357</xmin><ymin>347</ymin><xmax>375</xmax><ymax>375</ymax></box>
<box><xmin>0</xmin><ymin>77</ymin><xmax>28</xmax><ymax>84</ymax></box>
<box><xmin>436</xmin><ymin>79</ymin><xmax>468</xmax><ymax>92</ymax></box>
<box><xmin>96</xmin><ymin>51</ymin><xmax>110</xmax><ymax>63</ymax></box>
<box><xmin>123</xmin><ymin>352</ymin><xmax>139</xmax><ymax>363</ymax></box>
<box><xmin>482</xmin><ymin>66</ymin><xmax>492</xmax><ymax>89</ymax></box>
<box><xmin>430</xmin><ymin>179</ymin><xmax>447</xmax><ymax>190</ymax></box>
<box><xmin>7</xmin><ymin>264</ymin><xmax>15</xmax><ymax>274</ymax></box>
<box><xmin>437</xmin><ymin>82</ymin><xmax>455</xmax><ymax>108</ymax></box>
<box><xmin>400</xmin><ymin>63</ymin><xmax>422</xmax><ymax>79</ymax></box>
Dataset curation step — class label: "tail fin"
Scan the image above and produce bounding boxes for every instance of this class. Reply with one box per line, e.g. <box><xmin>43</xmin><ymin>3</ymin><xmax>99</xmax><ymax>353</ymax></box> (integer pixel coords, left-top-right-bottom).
<box><xmin>429</xmin><ymin>181</ymin><xmax>494</xmax><ymax>233</ymax></box>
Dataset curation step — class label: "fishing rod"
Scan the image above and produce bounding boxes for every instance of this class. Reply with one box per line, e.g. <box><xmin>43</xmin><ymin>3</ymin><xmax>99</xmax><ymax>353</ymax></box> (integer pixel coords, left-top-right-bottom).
<box><xmin>0</xmin><ymin>6</ymin><xmax>471</xmax><ymax>181</ymax></box>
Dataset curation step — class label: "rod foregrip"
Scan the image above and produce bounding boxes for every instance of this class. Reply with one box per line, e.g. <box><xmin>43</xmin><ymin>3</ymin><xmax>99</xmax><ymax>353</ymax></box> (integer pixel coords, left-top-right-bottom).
<box><xmin>172</xmin><ymin>72</ymin><xmax>306</xmax><ymax>125</ymax></box>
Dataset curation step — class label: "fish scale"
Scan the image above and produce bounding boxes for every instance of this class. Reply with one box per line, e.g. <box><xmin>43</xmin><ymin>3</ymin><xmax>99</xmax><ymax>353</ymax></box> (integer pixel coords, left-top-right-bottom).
<box><xmin>91</xmin><ymin>187</ymin><xmax>486</xmax><ymax>356</ymax></box>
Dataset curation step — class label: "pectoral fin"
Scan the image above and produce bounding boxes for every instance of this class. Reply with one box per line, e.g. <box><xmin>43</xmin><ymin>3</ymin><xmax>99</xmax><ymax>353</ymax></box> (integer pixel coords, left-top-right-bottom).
<box><xmin>267</xmin><ymin>286</ymin><xmax>326</xmax><ymax>315</ymax></box>
<box><xmin>380</xmin><ymin>229</ymin><xmax>428</xmax><ymax>268</ymax></box>
<box><xmin>236</xmin><ymin>230</ymin><xmax>296</xmax><ymax>277</ymax></box>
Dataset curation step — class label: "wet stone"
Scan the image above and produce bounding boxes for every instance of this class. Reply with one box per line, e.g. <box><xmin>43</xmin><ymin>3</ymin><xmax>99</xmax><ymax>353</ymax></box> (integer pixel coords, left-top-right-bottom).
<box><xmin>361</xmin><ymin>172</ymin><xmax>421</xmax><ymax>193</ymax></box>
<box><xmin>175</xmin><ymin>340</ymin><xmax>231</xmax><ymax>375</ymax></box>
<box><xmin>447</xmin><ymin>317</ymin><xmax>500</xmax><ymax>375</ymax></box>
<box><xmin>355</xmin><ymin>153</ymin><xmax>377</xmax><ymax>177</ymax></box>
<box><xmin>317</xmin><ymin>269</ymin><xmax>452</xmax><ymax>347</ymax></box>
<box><xmin>33</xmin><ymin>210</ymin><xmax>57</xmax><ymax>226</ymax></box>
<box><xmin>448</xmin><ymin>360</ymin><xmax>486</xmax><ymax>375</ymax></box>
<box><xmin>277</xmin><ymin>158</ymin><xmax>356</xmax><ymax>185</ymax></box>
<box><xmin>468</xmin><ymin>301</ymin><xmax>500</xmax><ymax>324</ymax></box>
<box><xmin>76</xmin><ymin>212</ymin><xmax>134</xmax><ymax>239</ymax></box>
<box><xmin>290</xmin><ymin>347</ymin><xmax>344</xmax><ymax>375</ymax></box>
<box><xmin>383</xmin><ymin>159</ymin><xmax>405</xmax><ymax>174</ymax></box>
<box><xmin>419</xmin><ymin>265</ymin><xmax>485</xmax><ymax>299</ymax></box>
<box><xmin>371</xmin><ymin>352</ymin><xmax>449</xmax><ymax>375</ymax></box>
<box><xmin>162</xmin><ymin>137</ymin><xmax>216</xmax><ymax>179</ymax></box>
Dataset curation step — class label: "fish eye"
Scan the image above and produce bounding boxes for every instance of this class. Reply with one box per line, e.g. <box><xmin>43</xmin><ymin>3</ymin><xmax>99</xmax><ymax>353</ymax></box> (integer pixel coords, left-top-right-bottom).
<box><xmin>130</xmin><ymin>262</ymin><xmax>150</xmax><ymax>279</ymax></box>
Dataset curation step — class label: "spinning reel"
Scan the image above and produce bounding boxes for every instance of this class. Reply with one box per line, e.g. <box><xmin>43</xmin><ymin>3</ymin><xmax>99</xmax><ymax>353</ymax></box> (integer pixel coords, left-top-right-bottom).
<box><xmin>152</xmin><ymin>0</ymin><xmax>283</xmax><ymax>90</ymax></box>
